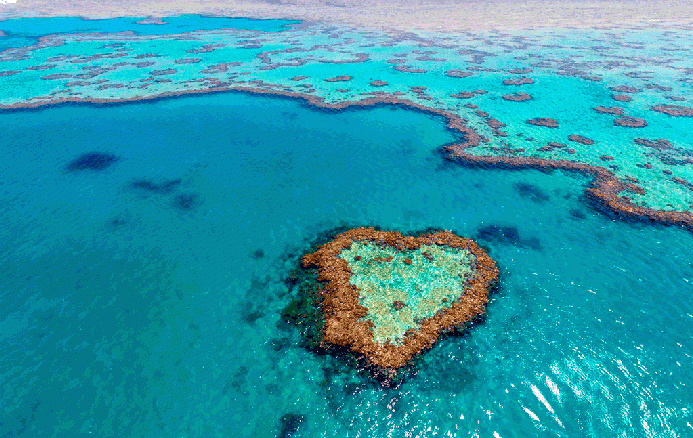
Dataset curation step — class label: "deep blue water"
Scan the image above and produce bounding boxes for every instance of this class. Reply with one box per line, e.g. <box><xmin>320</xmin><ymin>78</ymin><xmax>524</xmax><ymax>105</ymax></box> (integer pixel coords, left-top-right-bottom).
<box><xmin>0</xmin><ymin>15</ymin><xmax>298</xmax><ymax>50</ymax></box>
<box><xmin>0</xmin><ymin>92</ymin><xmax>692</xmax><ymax>437</ymax></box>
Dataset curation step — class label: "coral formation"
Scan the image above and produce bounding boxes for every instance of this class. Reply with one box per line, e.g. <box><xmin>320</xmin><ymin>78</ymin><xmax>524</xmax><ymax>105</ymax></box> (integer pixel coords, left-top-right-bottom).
<box><xmin>451</xmin><ymin>91</ymin><xmax>475</xmax><ymax>99</ymax></box>
<box><xmin>612</xmin><ymin>94</ymin><xmax>632</xmax><ymax>102</ymax></box>
<box><xmin>651</xmin><ymin>105</ymin><xmax>693</xmax><ymax>116</ymax></box>
<box><xmin>526</xmin><ymin>117</ymin><xmax>559</xmax><ymax>128</ymax></box>
<box><xmin>593</xmin><ymin>106</ymin><xmax>624</xmax><ymax>115</ymax></box>
<box><xmin>568</xmin><ymin>134</ymin><xmax>595</xmax><ymax>145</ymax></box>
<box><xmin>614</xmin><ymin>116</ymin><xmax>648</xmax><ymax>127</ymax></box>
<box><xmin>445</xmin><ymin>69</ymin><xmax>474</xmax><ymax>78</ymax></box>
<box><xmin>610</xmin><ymin>85</ymin><xmax>641</xmax><ymax>93</ymax></box>
<box><xmin>502</xmin><ymin>92</ymin><xmax>532</xmax><ymax>101</ymax></box>
<box><xmin>296</xmin><ymin>227</ymin><xmax>498</xmax><ymax>376</ymax></box>
<box><xmin>324</xmin><ymin>75</ymin><xmax>352</xmax><ymax>82</ymax></box>
<box><xmin>503</xmin><ymin>77</ymin><xmax>534</xmax><ymax>85</ymax></box>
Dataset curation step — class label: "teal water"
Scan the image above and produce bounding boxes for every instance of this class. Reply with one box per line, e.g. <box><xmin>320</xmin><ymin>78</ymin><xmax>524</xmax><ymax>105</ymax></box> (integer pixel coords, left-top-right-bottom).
<box><xmin>2</xmin><ymin>14</ymin><xmax>693</xmax><ymax>438</ymax></box>
<box><xmin>1</xmin><ymin>90</ymin><xmax>692</xmax><ymax>438</ymax></box>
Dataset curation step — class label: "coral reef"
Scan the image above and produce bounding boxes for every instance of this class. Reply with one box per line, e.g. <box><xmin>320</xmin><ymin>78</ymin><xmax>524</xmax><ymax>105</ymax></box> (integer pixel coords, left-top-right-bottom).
<box><xmin>296</xmin><ymin>227</ymin><xmax>498</xmax><ymax>376</ymax></box>
<box><xmin>325</xmin><ymin>75</ymin><xmax>352</xmax><ymax>82</ymax></box>
<box><xmin>279</xmin><ymin>413</ymin><xmax>305</xmax><ymax>438</ymax></box>
<box><xmin>568</xmin><ymin>134</ymin><xmax>595</xmax><ymax>145</ymax></box>
<box><xmin>502</xmin><ymin>92</ymin><xmax>532</xmax><ymax>101</ymax></box>
<box><xmin>612</xmin><ymin>94</ymin><xmax>632</xmax><ymax>102</ymax></box>
<box><xmin>651</xmin><ymin>105</ymin><xmax>693</xmax><ymax>117</ymax></box>
<box><xmin>614</xmin><ymin>116</ymin><xmax>648</xmax><ymax>127</ymax></box>
<box><xmin>593</xmin><ymin>106</ymin><xmax>624</xmax><ymax>115</ymax></box>
<box><xmin>451</xmin><ymin>91</ymin><xmax>475</xmax><ymax>99</ymax></box>
<box><xmin>526</xmin><ymin>117</ymin><xmax>559</xmax><ymax>128</ymax></box>
<box><xmin>503</xmin><ymin>77</ymin><xmax>534</xmax><ymax>85</ymax></box>
<box><xmin>610</xmin><ymin>85</ymin><xmax>641</xmax><ymax>93</ymax></box>
<box><xmin>445</xmin><ymin>69</ymin><xmax>473</xmax><ymax>78</ymax></box>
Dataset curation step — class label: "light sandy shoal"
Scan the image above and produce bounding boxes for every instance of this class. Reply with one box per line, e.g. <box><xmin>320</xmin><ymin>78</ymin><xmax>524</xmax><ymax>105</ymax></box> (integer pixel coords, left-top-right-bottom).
<box><xmin>2</xmin><ymin>0</ymin><xmax>693</xmax><ymax>31</ymax></box>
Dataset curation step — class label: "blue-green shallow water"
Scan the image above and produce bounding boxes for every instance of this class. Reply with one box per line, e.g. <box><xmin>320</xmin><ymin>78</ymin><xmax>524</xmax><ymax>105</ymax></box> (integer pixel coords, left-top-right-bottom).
<box><xmin>1</xmin><ymin>92</ymin><xmax>692</xmax><ymax>437</ymax></box>
<box><xmin>0</xmin><ymin>15</ymin><xmax>298</xmax><ymax>50</ymax></box>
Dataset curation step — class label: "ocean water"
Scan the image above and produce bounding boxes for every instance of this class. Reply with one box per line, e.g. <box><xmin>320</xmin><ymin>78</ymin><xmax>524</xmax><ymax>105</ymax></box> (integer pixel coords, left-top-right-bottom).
<box><xmin>2</xmin><ymin>89</ymin><xmax>692</xmax><ymax>438</ymax></box>
<box><xmin>1</xmin><ymin>16</ymin><xmax>693</xmax><ymax>438</ymax></box>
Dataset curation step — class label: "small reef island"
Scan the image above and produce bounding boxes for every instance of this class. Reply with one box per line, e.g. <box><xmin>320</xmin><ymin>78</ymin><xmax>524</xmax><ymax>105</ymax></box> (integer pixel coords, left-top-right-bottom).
<box><xmin>284</xmin><ymin>227</ymin><xmax>499</xmax><ymax>384</ymax></box>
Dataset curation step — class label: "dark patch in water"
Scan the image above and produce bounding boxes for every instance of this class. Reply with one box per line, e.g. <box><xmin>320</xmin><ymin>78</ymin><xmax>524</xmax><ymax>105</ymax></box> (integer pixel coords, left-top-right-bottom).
<box><xmin>523</xmin><ymin>236</ymin><xmax>542</xmax><ymax>251</ymax></box>
<box><xmin>108</xmin><ymin>216</ymin><xmax>127</xmax><ymax>228</ymax></box>
<box><xmin>279</xmin><ymin>413</ymin><xmax>305</xmax><ymax>438</ymax></box>
<box><xmin>2</xmin><ymin>397</ymin><xmax>41</xmax><ymax>437</ymax></box>
<box><xmin>343</xmin><ymin>382</ymin><xmax>365</xmax><ymax>396</ymax></box>
<box><xmin>66</xmin><ymin>152</ymin><xmax>118</xmax><ymax>171</ymax></box>
<box><xmin>271</xmin><ymin>337</ymin><xmax>291</xmax><ymax>352</ymax></box>
<box><xmin>243</xmin><ymin>306</ymin><xmax>264</xmax><ymax>324</ymax></box>
<box><xmin>477</xmin><ymin>224</ymin><xmax>521</xmax><ymax>244</ymax></box>
<box><xmin>513</xmin><ymin>182</ymin><xmax>550</xmax><ymax>204</ymax></box>
<box><xmin>173</xmin><ymin>193</ymin><xmax>200</xmax><ymax>211</ymax></box>
<box><xmin>266</xmin><ymin>383</ymin><xmax>281</xmax><ymax>395</ymax></box>
<box><xmin>222</xmin><ymin>365</ymin><xmax>248</xmax><ymax>395</ymax></box>
<box><xmin>476</xmin><ymin>224</ymin><xmax>542</xmax><ymax>250</ymax></box>
<box><xmin>434</xmin><ymin>158</ymin><xmax>460</xmax><ymax>172</ymax></box>
<box><xmin>130</xmin><ymin>180</ymin><xmax>159</xmax><ymax>192</ymax></box>
<box><xmin>252</xmin><ymin>249</ymin><xmax>265</xmax><ymax>259</ymax></box>
<box><xmin>130</xmin><ymin>178</ymin><xmax>181</xmax><ymax>194</ymax></box>
<box><xmin>250</xmin><ymin>276</ymin><xmax>269</xmax><ymax>291</ymax></box>
<box><xmin>242</xmin><ymin>276</ymin><xmax>271</xmax><ymax>324</ymax></box>
<box><xmin>570</xmin><ymin>208</ymin><xmax>587</xmax><ymax>220</ymax></box>
<box><xmin>421</xmin><ymin>356</ymin><xmax>478</xmax><ymax>393</ymax></box>
<box><xmin>281</xmin><ymin>111</ymin><xmax>299</xmax><ymax>120</ymax></box>
<box><xmin>283</xmin><ymin>270</ymin><xmax>300</xmax><ymax>292</ymax></box>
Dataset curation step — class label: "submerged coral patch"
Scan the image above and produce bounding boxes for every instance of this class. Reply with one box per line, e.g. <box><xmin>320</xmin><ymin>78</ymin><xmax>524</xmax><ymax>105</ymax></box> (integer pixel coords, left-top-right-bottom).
<box><xmin>502</xmin><ymin>92</ymin><xmax>532</xmax><ymax>102</ymax></box>
<box><xmin>130</xmin><ymin>178</ymin><xmax>181</xmax><ymax>194</ymax></box>
<box><xmin>614</xmin><ymin>116</ymin><xmax>648</xmax><ymax>127</ymax></box>
<box><xmin>66</xmin><ymin>152</ymin><xmax>119</xmax><ymax>171</ymax></box>
<box><xmin>612</xmin><ymin>94</ymin><xmax>632</xmax><ymax>102</ymax></box>
<box><xmin>526</xmin><ymin>117</ymin><xmax>559</xmax><ymax>128</ymax></box>
<box><xmin>651</xmin><ymin>104</ymin><xmax>693</xmax><ymax>117</ymax></box>
<box><xmin>503</xmin><ymin>77</ymin><xmax>534</xmax><ymax>85</ymax></box>
<box><xmin>325</xmin><ymin>75</ymin><xmax>352</xmax><ymax>82</ymax></box>
<box><xmin>513</xmin><ymin>182</ymin><xmax>550</xmax><ymax>204</ymax></box>
<box><xmin>568</xmin><ymin>134</ymin><xmax>595</xmax><ymax>145</ymax></box>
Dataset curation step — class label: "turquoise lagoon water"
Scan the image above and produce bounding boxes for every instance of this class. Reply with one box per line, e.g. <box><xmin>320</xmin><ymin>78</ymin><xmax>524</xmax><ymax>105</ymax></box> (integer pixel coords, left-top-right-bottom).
<box><xmin>1</xmin><ymin>16</ymin><xmax>693</xmax><ymax>438</ymax></box>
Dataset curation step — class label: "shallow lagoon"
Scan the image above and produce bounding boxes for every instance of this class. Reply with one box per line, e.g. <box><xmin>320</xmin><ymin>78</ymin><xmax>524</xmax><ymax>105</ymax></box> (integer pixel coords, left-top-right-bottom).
<box><xmin>0</xmin><ymin>15</ymin><xmax>297</xmax><ymax>50</ymax></box>
<box><xmin>1</xmin><ymin>90</ymin><xmax>692</xmax><ymax>437</ymax></box>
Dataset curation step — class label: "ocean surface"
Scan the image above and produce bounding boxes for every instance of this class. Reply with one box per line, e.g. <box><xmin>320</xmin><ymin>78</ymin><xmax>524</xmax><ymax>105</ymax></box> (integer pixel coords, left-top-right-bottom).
<box><xmin>1</xmin><ymin>16</ymin><xmax>692</xmax><ymax>438</ymax></box>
